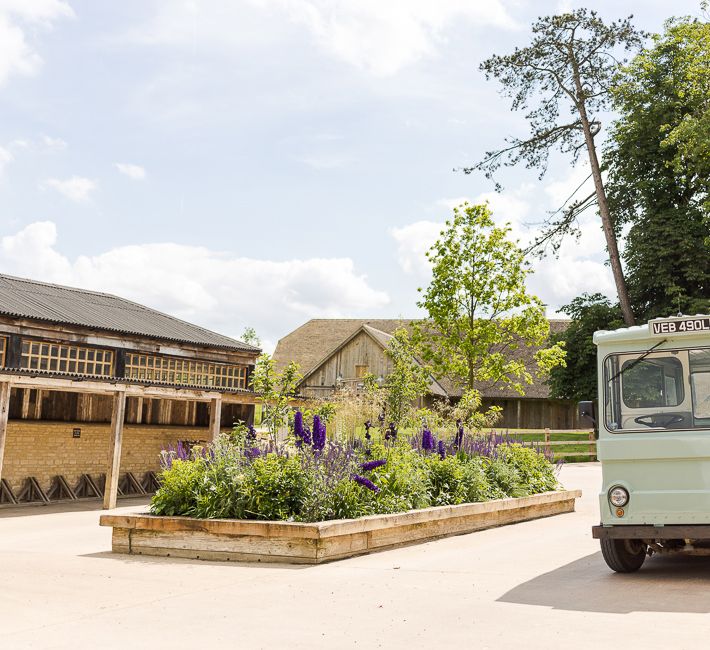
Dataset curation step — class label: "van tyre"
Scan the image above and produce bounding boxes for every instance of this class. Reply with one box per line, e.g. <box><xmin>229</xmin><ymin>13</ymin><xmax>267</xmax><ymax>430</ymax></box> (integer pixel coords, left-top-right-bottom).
<box><xmin>600</xmin><ymin>538</ymin><xmax>647</xmax><ymax>573</ymax></box>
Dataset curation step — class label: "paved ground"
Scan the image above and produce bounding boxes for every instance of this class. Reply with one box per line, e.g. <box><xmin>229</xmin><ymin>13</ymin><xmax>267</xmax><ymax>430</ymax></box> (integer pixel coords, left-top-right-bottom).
<box><xmin>3</xmin><ymin>463</ymin><xmax>710</xmax><ymax>649</ymax></box>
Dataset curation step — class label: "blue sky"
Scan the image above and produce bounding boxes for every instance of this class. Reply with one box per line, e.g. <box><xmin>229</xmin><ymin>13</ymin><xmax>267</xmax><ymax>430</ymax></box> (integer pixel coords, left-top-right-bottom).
<box><xmin>0</xmin><ymin>0</ymin><xmax>704</xmax><ymax>350</ymax></box>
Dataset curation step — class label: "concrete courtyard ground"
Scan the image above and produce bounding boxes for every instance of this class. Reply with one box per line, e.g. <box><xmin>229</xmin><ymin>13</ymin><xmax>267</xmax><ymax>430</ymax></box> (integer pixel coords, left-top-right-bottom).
<box><xmin>2</xmin><ymin>463</ymin><xmax>710</xmax><ymax>649</ymax></box>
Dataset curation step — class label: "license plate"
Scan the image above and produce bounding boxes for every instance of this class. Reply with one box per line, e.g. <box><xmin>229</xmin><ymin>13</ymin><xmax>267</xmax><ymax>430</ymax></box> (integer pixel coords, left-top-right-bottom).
<box><xmin>650</xmin><ymin>317</ymin><xmax>710</xmax><ymax>335</ymax></box>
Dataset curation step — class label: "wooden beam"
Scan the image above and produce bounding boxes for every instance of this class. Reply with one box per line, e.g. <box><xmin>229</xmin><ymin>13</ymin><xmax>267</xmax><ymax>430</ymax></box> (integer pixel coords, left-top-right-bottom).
<box><xmin>103</xmin><ymin>390</ymin><xmax>127</xmax><ymax>509</ymax></box>
<box><xmin>209</xmin><ymin>396</ymin><xmax>223</xmax><ymax>441</ymax></box>
<box><xmin>0</xmin><ymin>382</ymin><xmax>10</xmax><ymax>488</ymax></box>
<box><xmin>0</xmin><ymin>372</ymin><xmax>255</xmax><ymax>402</ymax></box>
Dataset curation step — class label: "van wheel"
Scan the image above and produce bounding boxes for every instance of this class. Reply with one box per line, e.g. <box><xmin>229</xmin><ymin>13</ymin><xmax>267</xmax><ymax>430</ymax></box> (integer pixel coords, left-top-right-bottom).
<box><xmin>600</xmin><ymin>538</ymin><xmax>647</xmax><ymax>573</ymax></box>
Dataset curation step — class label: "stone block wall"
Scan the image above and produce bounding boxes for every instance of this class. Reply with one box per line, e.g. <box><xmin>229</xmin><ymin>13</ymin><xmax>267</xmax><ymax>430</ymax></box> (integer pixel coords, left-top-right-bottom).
<box><xmin>1</xmin><ymin>420</ymin><xmax>214</xmax><ymax>494</ymax></box>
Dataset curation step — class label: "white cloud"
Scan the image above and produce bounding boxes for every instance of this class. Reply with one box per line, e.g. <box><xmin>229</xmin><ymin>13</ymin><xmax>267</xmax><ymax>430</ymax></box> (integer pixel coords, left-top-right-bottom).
<box><xmin>0</xmin><ymin>221</ymin><xmax>390</xmax><ymax>352</ymax></box>
<box><xmin>391</xmin><ymin>220</ymin><xmax>442</xmax><ymax>276</ymax></box>
<box><xmin>274</xmin><ymin>0</ymin><xmax>518</xmax><ymax>76</ymax></box>
<box><xmin>393</xmin><ymin>170</ymin><xmax>617</xmax><ymax>312</ymax></box>
<box><xmin>0</xmin><ymin>146</ymin><xmax>14</xmax><ymax>177</ymax></box>
<box><xmin>41</xmin><ymin>134</ymin><xmax>67</xmax><ymax>151</ymax></box>
<box><xmin>42</xmin><ymin>176</ymin><xmax>97</xmax><ymax>202</ymax></box>
<box><xmin>0</xmin><ymin>1</ymin><xmax>73</xmax><ymax>87</ymax></box>
<box><xmin>115</xmin><ymin>162</ymin><xmax>146</xmax><ymax>180</ymax></box>
<box><xmin>126</xmin><ymin>0</ymin><xmax>517</xmax><ymax>77</ymax></box>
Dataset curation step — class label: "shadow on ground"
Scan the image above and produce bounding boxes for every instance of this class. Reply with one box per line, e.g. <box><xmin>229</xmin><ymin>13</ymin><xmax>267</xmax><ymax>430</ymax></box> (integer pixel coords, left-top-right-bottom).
<box><xmin>81</xmin><ymin>550</ymin><xmax>311</xmax><ymax>570</ymax></box>
<box><xmin>0</xmin><ymin>497</ymin><xmax>150</xmax><ymax>519</ymax></box>
<box><xmin>500</xmin><ymin>552</ymin><xmax>710</xmax><ymax>613</ymax></box>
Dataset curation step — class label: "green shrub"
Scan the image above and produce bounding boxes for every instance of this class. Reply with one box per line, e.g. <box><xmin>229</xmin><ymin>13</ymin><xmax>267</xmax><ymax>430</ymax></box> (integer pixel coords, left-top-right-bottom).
<box><xmin>497</xmin><ymin>444</ymin><xmax>559</xmax><ymax>494</ymax></box>
<box><xmin>426</xmin><ymin>456</ymin><xmax>467</xmax><ymax>506</ymax></box>
<box><xmin>243</xmin><ymin>455</ymin><xmax>309</xmax><ymax>520</ymax></box>
<box><xmin>151</xmin><ymin>459</ymin><xmax>204</xmax><ymax>516</ymax></box>
<box><xmin>486</xmin><ymin>459</ymin><xmax>525</xmax><ymax>498</ymax></box>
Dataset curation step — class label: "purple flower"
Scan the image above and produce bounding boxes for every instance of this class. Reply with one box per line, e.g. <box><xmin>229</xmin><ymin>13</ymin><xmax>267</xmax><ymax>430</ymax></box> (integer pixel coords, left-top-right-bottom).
<box><xmin>454</xmin><ymin>419</ymin><xmax>464</xmax><ymax>448</ymax></box>
<box><xmin>312</xmin><ymin>415</ymin><xmax>326</xmax><ymax>452</ymax></box>
<box><xmin>360</xmin><ymin>459</ymin><xmax>386</xmax><ymax>471</ymax></box>
<box><xmin>364</xmin><ymin>420</ymin><xmax>372</xmax><ymax>440</ymax></box>
<box><xmin>293</xmin><ymin>410</ymin><xmax>306</xmax><ymax>448</ymax></box>
<box><xmin>378</xmin><ymin>411</ymin><xmax>385</xmax><ymax>425</ymax></box>
<box><xmin>294</xmin><ymin>410</ymin><xmax>304</xmax><ymax>438</ymax></box>
<box><xmin>385</xmin><ymin>422</ymin><xmax>397</xmax><ymax>441</ymax></box>
<box><xmin>352</xmin><ymin>474</ymin><xmax>380</xmax><ymax>493</ymax></box>
<box><xmin>438</xmin><ymin>440</ymin><xmax>446</xmax><ymax>459</ymax></box>
<box><xmin>421</xmin><ymin>427</ymin><xmax>434</xmax><ymax>451</ymax></box>
<box><xmin>245</xmin><ymin>447</ymin><xmax>261</xmax><ymax>459</ymax></box>
<box><xmin>246</xmin><ymin>425</ymin><xmax>257</xmax><ymax>443</ymax></box>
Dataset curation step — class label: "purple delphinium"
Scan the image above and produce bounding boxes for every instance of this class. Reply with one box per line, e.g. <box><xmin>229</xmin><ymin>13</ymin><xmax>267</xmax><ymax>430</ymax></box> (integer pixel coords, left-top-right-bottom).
<box><xmin>352</xmin><ymin>474</ymin><xmax>380</xmax><ymax>493</ymax></box>
<box><xmin>312</xmin><ymin>415</ymin><xmax>326</xmax><ymax>452</ymax></box>
<box><xmin>455</xmin><ymin>419</ymin><xmax>464</xmax><ymax>447</ymax></box>
<box><xmin>245</xmin><ymin>447</ymin><xmax>261</xmax><ymax>460</ymax></box>
<box><xmin>360</xmin><ymin>459</ymin><xmax>386</xmax><ymax>471</ymax></box>
<box><xmin>293</xmin><ymin>410</ymin><xmax>305</xmax><ymax>448</ymax></box>
<box><xmin>421</xmin><ymin>427</ymin><xmax>435</xmax><ymax>451</ymax></box>
<box><xmin>385</xmin><ymin>422</ymin><xmax>397</xmax><ymax>441</ymax></box>
<box><xmin>364</xmin><ymin>420</ymin><xmax>372</xmax><ymax>440</ymax></box>
<box><xmin>246</xmin><ymin>424</ymin><xmax>257</xmax><ymax>443</ymax></box>
<box><xmin>378</xmin><ymin>411</ymin><xmax>385</xmax><ymax>426</ymax></box>
<box><xmin>438</xmin><ymin>439</ymin><xmax>446</xmax><ymax>459</ymax></box>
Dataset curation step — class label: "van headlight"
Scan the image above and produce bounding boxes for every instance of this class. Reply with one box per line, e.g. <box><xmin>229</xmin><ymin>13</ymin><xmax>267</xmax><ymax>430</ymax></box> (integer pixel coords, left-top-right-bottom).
<box><xmin>609</xmin><ymin>486</ymin><xmax>629</xmax><ymax>507</ymax></box>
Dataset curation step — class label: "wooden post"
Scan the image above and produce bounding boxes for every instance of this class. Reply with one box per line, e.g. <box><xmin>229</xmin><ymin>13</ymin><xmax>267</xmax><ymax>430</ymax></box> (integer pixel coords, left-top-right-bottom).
<box><xmin>209</xmin><ymin>396</ymin><xmax>222</xmax><ymax>441</ymax></box>
<box><xmin>516</xmin><ymin>400</ymin><xmax>522</xmax><ymax>429</ymax></box>
<box><xmin>103</xmin><ymin>390</ymin><xmax>127</xmax><ymax>509</ymax></box>
<box><xmin>544</xmin><ymin>427</ymin><xmax>551</xmax><ymax>457</ymax></box>
<box><xmin>0</xmin><ymin>382</ymin><xmax>11</xmax><ymax>487</ymax></box>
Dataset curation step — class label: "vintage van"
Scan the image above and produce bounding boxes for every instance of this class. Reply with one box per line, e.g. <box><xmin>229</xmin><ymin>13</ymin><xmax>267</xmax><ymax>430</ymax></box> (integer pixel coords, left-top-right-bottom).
<box><xmin>587</xmin><ymin>315</ymin><xmax>710</xmax><ymax>572</ymax></box>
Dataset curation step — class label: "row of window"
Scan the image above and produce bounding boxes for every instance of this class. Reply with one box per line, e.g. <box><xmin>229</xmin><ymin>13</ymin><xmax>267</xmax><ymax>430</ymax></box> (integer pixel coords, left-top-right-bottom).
<box><xmin>124</xmin><ymin>353</ymin><xmax>248</xmax><ymax>389</ymax></box>
<box><xmin>21</xmin><ymin>340</ymin><xmax>114</xmax><ymax>376</ymax></box>
<box><xmin>0</xmin><ymin>336</ymin><xmax>248</xmax><ymax>390</ymax></box>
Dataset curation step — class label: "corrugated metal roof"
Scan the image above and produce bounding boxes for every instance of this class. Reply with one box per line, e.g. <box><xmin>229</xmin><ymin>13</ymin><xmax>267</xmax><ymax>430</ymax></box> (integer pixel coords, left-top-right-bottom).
<box><xmin>0</xmin><ymin>274</ymin><xmax>259</xmax><ymax>353</ymax></box>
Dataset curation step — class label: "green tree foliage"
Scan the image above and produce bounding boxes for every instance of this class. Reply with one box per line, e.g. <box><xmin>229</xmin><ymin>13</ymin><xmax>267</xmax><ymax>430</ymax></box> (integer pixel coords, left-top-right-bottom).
<box><xmin>416</xmin><ymin>202</ymin><xmax>565</xmax><ymax>395</ymax></box>
<box><xmin>548</xmin><ymin>294</ymin><xmax>623</xmax><ymax>401</ymax></box>
<box><xmin>382</xmin><ymin>328</ymin><xmax>431</xmax><ymax>429</ymax></box>
<box><xmin>250</xmin><ymin>354</ymin><xmax>301</xmax><ymax>445</ymax></box>
<box><xmin>241</xmin><ymin>326</ymin><xmax>261</xmax><ymax>348</ymax></box>
<box><xmin>467</xmin><ymin>9</ymin><xmax>645</xmax><ymax>325</ymax></box>
<box><xmin>605</xmin><ymin>14</ymin><xmax>710</xmax><ymax>320</ymax></box>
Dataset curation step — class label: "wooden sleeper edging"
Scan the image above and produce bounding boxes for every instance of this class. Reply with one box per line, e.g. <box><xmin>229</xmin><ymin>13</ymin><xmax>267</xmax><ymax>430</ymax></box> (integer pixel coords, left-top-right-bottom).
<box><xmin>100</xmin><ymin>489</ymin><xmax>582</xmax><ymax>564</ymax></box>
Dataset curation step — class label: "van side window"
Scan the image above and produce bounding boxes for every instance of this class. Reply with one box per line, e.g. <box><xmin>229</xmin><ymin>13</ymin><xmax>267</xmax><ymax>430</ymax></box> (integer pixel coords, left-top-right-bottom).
<box><xmin>690</xmin><ymin>372</ymin><xmax>710</xmax><ymax>419</ymax></box>
<box><xmin>621</xmin><ymin>357</ymin><xmax>683</xmax><ymax>408</ymax></box>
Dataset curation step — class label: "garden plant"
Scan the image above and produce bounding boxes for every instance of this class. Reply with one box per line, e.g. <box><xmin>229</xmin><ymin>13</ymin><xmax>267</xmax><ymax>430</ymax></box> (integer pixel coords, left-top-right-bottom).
<box><xmin>150</xmin><ymin>414</ymin><xmax>560</xmax><ymax>522</ymax></box>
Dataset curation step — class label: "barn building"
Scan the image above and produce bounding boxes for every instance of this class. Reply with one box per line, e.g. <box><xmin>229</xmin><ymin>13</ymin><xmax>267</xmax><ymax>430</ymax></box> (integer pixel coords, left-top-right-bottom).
<box><xmin>273</xmin><ymin>318</ymin><xmax>579</xmax><ymax>430</ymax></box>
<box><xmin>0</xmin><ymin>274</ymin><xmax>259</xmax><ymax>509</ymax></box>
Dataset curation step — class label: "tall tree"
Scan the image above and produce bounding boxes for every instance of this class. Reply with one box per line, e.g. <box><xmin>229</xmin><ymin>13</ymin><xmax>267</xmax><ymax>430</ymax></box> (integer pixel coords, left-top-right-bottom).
<box><xmin>548</xmin><ymin>294</ymin><xmax>623</xmax><ymax>401</ymax></box>
<box><xmin>416</xmin><ymin>203</ymin><xmax>565</xmax><ymax>395</ymax></box>
<box><xmin>605</xmin><ymin>13</ymin><xmax>710</xmax><ymax>320</ymax></box>
<box><xmin>467</xmin><ymin>10</ymin><xmax>644</xmax><ymax>326</ymax></box>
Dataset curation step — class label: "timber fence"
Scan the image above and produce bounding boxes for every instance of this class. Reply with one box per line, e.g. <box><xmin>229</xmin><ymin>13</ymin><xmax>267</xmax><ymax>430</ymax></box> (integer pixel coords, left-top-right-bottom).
<box><xmin>502</xmin><ymin>428</ymin><xmax>597</xmax><ymax>462</ymax></box>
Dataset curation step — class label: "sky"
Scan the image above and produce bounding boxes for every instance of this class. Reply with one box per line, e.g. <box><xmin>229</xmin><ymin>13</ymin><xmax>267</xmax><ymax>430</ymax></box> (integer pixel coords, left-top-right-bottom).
<box><xmin>0</xmin><ymin>0</ymin><xmax>704</xmax><ymax>351</ymax></box>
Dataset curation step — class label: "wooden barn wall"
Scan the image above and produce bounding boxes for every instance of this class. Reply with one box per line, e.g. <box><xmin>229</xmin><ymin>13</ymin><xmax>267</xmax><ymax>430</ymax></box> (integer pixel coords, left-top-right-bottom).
<box><xmin>303</xmin><ymin>332</ymin><xmax>391</xmax><ymax>390</ymax></box>
<box><xmin>7</xmin><ymin>387</ymin><xmax>253</xmax><ymax>428</ymax></box>
<box><xmin>481</xmin><ymin>398</ymin><xmax>579</xmax><ymax>430</ymax></box>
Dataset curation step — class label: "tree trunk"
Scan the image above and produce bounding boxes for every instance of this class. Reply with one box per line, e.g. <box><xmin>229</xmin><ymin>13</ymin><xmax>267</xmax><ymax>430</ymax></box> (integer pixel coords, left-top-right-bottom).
<box><xmin>572</xmin><ymin>61</ymin><xmax>636</xmax><ymax>326</ymax></box>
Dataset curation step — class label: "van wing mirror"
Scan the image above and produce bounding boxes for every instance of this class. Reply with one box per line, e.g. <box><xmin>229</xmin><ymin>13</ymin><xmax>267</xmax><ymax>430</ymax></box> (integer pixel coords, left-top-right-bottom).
<box><xmin>578</xmin><ymin>400</ymin><xmax>597</xmax><ymax>428</ymax></box>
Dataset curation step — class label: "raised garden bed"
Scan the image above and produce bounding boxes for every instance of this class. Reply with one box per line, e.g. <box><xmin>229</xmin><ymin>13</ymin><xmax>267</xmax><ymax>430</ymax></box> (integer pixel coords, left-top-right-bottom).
<box><xmin>100</xmin><ymin>488</ymin><xmax>581</xmax><ymax>564</ymax></box>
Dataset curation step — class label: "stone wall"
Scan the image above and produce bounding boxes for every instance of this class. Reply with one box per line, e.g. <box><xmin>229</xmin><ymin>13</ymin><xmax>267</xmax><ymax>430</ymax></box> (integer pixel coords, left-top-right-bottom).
<box><xmin>1</xmin><ymin>420</ymin><xmax>214</xmax><ymax>494</ymax></box>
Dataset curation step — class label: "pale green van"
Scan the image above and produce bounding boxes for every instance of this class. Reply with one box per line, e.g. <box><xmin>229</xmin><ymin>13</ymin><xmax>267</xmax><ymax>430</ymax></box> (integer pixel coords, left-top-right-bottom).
<box><xmin>586</xmin><ymin>315</ymin><xmax>710</xmax><ymax>572</ymax></box>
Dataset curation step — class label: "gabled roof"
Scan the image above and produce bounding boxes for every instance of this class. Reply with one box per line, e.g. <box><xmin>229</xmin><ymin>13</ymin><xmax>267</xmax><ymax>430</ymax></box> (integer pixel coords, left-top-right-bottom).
<box><xmin>273</xmin><ymin>318</ymin><xmax>570</xmax><ymax>399</ymax></box>
<box><xmin>0</xmin><ymin>274</ymin><xmax>259</xmax><ymax>353</ymax></box>
<box><xmin>273</xmin><ymin>318</ymin><xmax>414</xmax><ymax>375</ymax></box>
<box><xmin>297</xmin><ymin>323</ymin><xmax>448</xmax><ymax>398</ymax></box>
